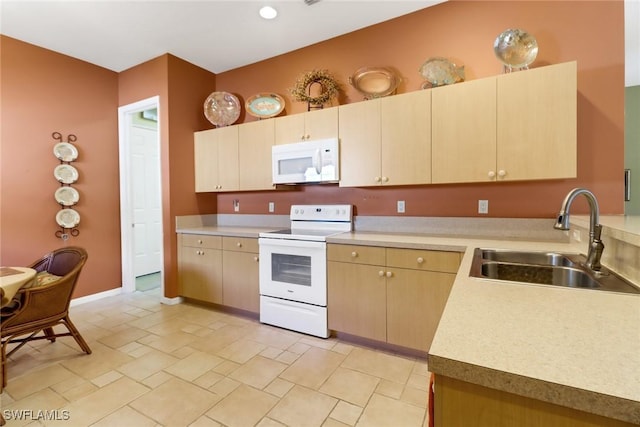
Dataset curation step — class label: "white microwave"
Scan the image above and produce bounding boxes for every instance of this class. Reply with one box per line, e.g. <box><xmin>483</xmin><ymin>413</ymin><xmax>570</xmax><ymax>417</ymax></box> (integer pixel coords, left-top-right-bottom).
<box><xmin>272</xmin><ymin>138</ymin><xmax>340</xmax><ymax>184</ymax></box>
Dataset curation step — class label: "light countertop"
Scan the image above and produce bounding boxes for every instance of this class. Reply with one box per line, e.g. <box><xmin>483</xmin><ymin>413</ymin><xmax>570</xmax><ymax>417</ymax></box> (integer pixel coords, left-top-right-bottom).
<box><xmin>326</xmin><ymin>231</ymin><xmax>639</xmax><ymax>425</ymax></box>
<box><xmin>176</xmin><ymin>216</ymin><xmax>640</xmax><ymax>424</ymax></box>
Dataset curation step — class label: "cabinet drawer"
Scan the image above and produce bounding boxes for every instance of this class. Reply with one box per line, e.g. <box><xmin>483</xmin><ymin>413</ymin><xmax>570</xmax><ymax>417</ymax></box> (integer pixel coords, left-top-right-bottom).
<box><xmin>181</xmin><ymin>234</ymin><xmax>222</xmax><ymax>249</ymax></box>
<box><xmin>328</xmin><ymin>244</ymin><xmax>385</xmax><ymax>265</ymax></box>
<box><xmin>386</xmin><ymin>248</ymin><xmax>461</xmax><ymax>273</ymax></box>
<box><xmin>222</xmin><ymin>236</ymin><xmax>258</xmax><ymax>253</ymax></box>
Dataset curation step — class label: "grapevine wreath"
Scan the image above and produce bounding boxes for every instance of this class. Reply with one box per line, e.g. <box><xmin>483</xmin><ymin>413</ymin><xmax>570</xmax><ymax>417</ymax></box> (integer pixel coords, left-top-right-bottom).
<box><xmin>290</xmin><ymin>69</ymin><xmax>340</xmax><ymax>106</ymax></box>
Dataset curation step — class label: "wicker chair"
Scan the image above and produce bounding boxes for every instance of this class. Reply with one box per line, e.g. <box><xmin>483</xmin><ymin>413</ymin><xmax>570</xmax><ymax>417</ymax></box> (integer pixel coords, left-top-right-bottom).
<box><xmin>1</xmin><ymin>246</ymin><xmax>91</xmax><ymax>392</ymax></box>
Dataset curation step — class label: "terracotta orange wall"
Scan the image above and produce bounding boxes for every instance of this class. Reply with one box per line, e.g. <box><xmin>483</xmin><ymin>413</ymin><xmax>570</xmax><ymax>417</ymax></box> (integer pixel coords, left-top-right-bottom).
<box><xmin>118</xmin><ymin>54</ymin><xmax>217</xmax><ymax>298</ymax></box>
<box><xmin>212</xmin><ymin>0</ymin><xmax>625</xmax><ymax>218</ymax></box>
<box><xmin>0</xmin><ymin>36</ymin><xmax>121</xmax><ymax>298</ymax></box>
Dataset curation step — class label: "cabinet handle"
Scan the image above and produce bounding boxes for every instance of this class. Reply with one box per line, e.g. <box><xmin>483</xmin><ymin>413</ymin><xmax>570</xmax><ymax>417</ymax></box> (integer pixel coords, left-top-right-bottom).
<box><xmin>382</xmin><ymin>176</ymin><xmax>389</xmax><ymax>183</ymax></box>
<box><xmin>497</xmin><ymin>169</ymin><xmax>507</xmax><ymax>179</ymax></box>
<box><xmin>488</xmin><ymin>171</ymin><xmax>496</xmax><ymax>179</ymax></box>
<box><xmin>237</xmin><ymin>242</ymin><xmax>242</xmax><ymax>248</ymax></box>
<box><xmin>417</xmin><ymin>257</ymin><xmax>424</xmax><ymax>264</ymax></box>
<box><xmin>386</xmin><ymin>271</ymin><xmax>393</xmax><ymax>278</ymax></box>
<box><xmin>378</xmin><ymin>270</ymin><xmax>385</xmax><ymax>277</ymax></box>
<box><xmin>351</xmin><ymin>251</ymin><xmax>358</xmax><ymax>258</ymax></box>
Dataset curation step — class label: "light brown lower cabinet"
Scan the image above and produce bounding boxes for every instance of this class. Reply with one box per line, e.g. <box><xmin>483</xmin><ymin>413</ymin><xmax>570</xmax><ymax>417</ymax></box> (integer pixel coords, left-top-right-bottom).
<box><xmin>178</xmin><ymin>234</ymin><xmax>223</xmax><ymax>304</ymax></box>
<box><xmin>328</xmin><ymin>244</ymin><xmax>460</xmax><ymax>352</ymax></box>
<box><xmin>433</xmin><ymin>375</ymin><xmax>635</xmax><ymax>427</ymax></box>
<box><xmin>222</xmin><ymin>237</ymin><xmax>259</xmax><ymax>313</ymax></box>
<box><xmin>178</xmin><ymin>234</ymin><xmax>259</xmax><ymax>313</ymax></box>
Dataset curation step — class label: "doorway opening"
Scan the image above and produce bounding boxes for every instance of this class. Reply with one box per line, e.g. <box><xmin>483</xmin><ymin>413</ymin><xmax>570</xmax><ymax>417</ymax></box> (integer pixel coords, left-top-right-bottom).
<box><xmin>118</xmin><ymin>96</ymin><xmax>163</xmax><ymax>294</ymax></box>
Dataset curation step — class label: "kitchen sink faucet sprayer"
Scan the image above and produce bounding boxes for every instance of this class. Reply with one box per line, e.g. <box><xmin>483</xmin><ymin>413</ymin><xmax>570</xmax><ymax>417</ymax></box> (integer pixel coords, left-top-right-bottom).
<box><xmin>554</xmin><ymin>188</ymin><xmax>604</xmax><ymax>272</ymax></box>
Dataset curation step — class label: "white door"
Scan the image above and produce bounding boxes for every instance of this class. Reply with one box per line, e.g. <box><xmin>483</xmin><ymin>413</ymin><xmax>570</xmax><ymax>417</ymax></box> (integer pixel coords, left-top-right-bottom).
<box><xmin>118</xmin><ymin>96</ymin><xmax>163</xmax><ymax>294</ymax></box>
<box><xmin>131</xmin><ymin>124</ymin><xmax>162</xmax><ymax>276</ymax></box>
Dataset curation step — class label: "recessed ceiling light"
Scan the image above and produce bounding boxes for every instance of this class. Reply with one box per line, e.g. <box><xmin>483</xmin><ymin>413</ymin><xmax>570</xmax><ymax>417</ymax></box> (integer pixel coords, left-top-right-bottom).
<box><xmin>259</xmin><ymin>6</ymin><xmax>278</xmax><ymax>20</ymax></box>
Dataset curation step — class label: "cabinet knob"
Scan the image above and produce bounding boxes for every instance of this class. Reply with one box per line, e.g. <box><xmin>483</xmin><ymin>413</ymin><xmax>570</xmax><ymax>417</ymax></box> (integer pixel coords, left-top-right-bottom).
<box><xmin>351</xmin><ymin>251</ymin><xmax>358</xmax><ymax>258</ymax></box>
<box><xmin>386</xmin><ymin>271</ymin><xmax>393</xmax><ymax>278</ymax></box>
<box><xmin>237</xmin><ymin>242</ymin><xmax>242</xmax><ymax>248</ymax></box>
<box><xmin>497</xmin><ymin>169</ymin><xmax>507</xmax><ymax>179</ymax></box>
<box><xmin>378</xmin><ymin>270</ymin><xmax>385</xmax><ymax>277</ymax></box>
<box><xmin>382</xmin><ymin>176</ymin><xmax>389</xmax><ymax>183</ymax></box>
<box><xmin>488</xmin><ymin>171</ymin><xmax>496</xmax><ymax>179</ymax></box>
<box><xmin>375</xmin><ymin>176</ymin><xmax>381</xmax><ymax>183</ymax></box>
<box><xmin>197</xmin><ymin>239</ymin><xmax>203</xmax><ymax>244</ymax></box>
<box><xmin>254</xmin><ymin>256</ymin><xmax>259</xmax><ymax>262</ymax></box>
<box><xmin>417</xmin><ymin>257</ymin><xmax>424</xmax><ymax>264</ymax></box>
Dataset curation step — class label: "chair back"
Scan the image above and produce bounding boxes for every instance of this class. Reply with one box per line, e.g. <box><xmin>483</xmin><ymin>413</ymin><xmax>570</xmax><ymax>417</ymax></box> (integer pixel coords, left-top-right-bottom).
<box><xmin>2</xmin><ymin>247</ymin><xmax>88</xmax><ymax>330</ymax></box>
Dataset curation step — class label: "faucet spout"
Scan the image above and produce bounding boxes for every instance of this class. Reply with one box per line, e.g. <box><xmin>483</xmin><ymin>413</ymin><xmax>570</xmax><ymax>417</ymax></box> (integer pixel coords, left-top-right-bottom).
<box><xmin>554</xmin><ymin>188</ymin><xmax>604</xmax><ymax>272</ymax></box>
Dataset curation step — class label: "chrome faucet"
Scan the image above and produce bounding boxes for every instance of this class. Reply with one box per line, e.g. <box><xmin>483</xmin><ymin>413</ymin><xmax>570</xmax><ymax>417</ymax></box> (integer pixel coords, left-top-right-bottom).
<box><xmin>554</xmin><ymin>188</ymin><xmax>604</xmax><ymax>272</ymax></box>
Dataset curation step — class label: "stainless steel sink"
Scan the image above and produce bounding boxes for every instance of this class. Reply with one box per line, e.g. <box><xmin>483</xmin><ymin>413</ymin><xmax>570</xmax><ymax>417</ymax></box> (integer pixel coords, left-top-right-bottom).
<box><xmin>470</xmin><ymin>248</ymin><xmax>640</xmax><ymax>294</ymax></box>
<box><xmin>478</xmin><ymin>248</ymin><xmax>575</xmax><ymax>267</ymax></box>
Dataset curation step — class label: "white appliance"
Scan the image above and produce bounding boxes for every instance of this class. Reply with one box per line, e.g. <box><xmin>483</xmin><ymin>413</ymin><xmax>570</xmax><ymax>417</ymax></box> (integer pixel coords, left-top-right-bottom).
<box><xmin>259</xmin><ymin>204</ymin><xmax>353</xmax><ymax>338</ymax></box>
<box><xmin>272</xmin><ymin>138</ymin><xmax>339</xmax><ymax>184</ymax></box>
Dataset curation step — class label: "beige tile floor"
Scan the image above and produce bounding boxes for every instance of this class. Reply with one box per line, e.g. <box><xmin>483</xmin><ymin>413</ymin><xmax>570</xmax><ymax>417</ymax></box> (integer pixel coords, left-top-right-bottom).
<box><xmin>1</xmin><ymin>289</ymin><xmax>431</xmax><ymax>427</ymax></box>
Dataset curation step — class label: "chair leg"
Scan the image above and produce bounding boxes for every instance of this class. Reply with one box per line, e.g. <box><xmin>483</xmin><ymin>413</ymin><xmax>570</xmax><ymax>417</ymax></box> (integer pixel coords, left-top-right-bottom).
<box><xmin>62</xmin><ymin>316</ymin><xmax>91</xmax><ymax>354</ymax></box>
<box><xmin>43</xmin><ymin>327</ymin><xmax>56</xmax><ymax>343</ymax></box>
<box><xmin>1</xmin><ymin>340</ymin><xmax>8</xmax><ymax>393</ymax></box>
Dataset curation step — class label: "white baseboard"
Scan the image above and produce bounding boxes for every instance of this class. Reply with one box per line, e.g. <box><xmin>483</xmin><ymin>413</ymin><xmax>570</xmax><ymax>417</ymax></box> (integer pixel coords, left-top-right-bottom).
<box><xmin>70</xmin><ymin>287</ymin><xmax>122</xmax><ymax>307</ymax></box>
<box><xmin>161</xmin><ymin>296</ymin><xmax>183</xmax><ymax>305</ymax></box>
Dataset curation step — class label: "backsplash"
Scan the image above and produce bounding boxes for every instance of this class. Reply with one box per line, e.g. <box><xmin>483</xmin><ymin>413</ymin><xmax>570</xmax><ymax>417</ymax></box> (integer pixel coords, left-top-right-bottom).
<box><xmin>570</xmin><ymin>216</ymin><xmax>640</xmax><ymax>286</ymax></box>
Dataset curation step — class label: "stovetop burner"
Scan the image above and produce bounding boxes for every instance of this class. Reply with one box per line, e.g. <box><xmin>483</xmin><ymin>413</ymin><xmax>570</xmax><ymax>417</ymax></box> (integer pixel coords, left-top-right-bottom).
<box><xmin>259</xmin><ymin>204</ymin><xmax>353</xmax><ymax>242</ymax></box>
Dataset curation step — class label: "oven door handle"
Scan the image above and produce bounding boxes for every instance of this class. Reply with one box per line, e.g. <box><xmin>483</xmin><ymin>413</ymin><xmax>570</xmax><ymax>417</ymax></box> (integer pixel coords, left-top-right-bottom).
<box><xmin>259</xmin><ymin>238</ymin><xmax>325</xmax><ymax>249</ymax></box>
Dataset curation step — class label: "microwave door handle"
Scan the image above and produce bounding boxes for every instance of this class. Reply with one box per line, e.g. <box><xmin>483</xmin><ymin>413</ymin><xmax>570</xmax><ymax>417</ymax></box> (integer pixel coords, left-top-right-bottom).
<box><xmin>313</xmin><ymin>148</ymin><xmax>322</xmax><ymax>174</ymax></box>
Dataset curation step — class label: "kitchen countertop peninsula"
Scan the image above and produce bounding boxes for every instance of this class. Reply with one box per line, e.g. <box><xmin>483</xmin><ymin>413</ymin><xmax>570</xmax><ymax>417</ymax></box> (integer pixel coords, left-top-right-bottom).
<box><xmin>327</xmin><ymin>228</ymin><xmax>639</xmax><ymax>425</ymax></box>
<box><xmin>176</xmin><ymin>215</ymin><xmax>639</xmax><ymax>424</ymax></box>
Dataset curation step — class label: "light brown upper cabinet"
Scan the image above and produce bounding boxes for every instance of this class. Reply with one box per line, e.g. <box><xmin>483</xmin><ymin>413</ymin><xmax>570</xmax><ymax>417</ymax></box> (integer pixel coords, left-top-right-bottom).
<box><xmin>238</xmin><ymin>119</ymin><xmax>276</xmax><ymax>191</ymax></box>
<box><xmin>339</xmin><ymin>90</ymin><xmax>432</xmax><ymax>187</ymax></box>
<box><xmin>274</xmin><ymin>107</ymin><xmax>338</xmax><ymax>145</ymax></box>
<box><xmin>432</xmin><ymin>61</ymin><xmax>577</xmax><ymax>183</ymax></box>
<box><xmin>194</xmin><ymin>126</ymin><xmax>240</xmax><ymax>192</ymax></box>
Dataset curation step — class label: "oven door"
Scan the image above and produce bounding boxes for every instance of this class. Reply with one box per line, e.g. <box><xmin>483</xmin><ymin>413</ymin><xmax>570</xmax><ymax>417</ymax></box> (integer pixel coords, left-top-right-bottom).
<box><xmin>259</xmin><ymin>237</ymin><xmax>327</xmax><ymax>306</ymax></box>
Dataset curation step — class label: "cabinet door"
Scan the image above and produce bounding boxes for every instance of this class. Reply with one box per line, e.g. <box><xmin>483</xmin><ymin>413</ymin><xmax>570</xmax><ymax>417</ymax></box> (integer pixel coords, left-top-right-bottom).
<box><xmin>432</xmin><ymin>77</ymin><xmax>497</xmax><ymax>183</ymax></box>
<box><xmin>387</xmin><ymin>269</ymin><xmax>455</xmax><ymax>352</ymax></box>
<box><xmin>338</xmin><ymin>100</ymin><xmax>382</xmax><ymax>187</ymax></box>
<box><xmin>222</xmin><ymin>250</ymin><xmax>260</xmax><ymax>313</ymax></box>
<box><xmin>274</xmin><ymin>108</ymin><xmax>338</xmax><ymax>145</ymax></box>
<box><xmin>217</xmin><ymin>127</ymin><xmax>240</xmax><ymax>191</ymax></box>
<box><xmin>328</xmin><ymin>261</ymin><xmax>386</xmax><ymax>341</ymax></box>
<box><xmin>194</xmin><ymin>126</ymin><xmax>239</xmax><ymax>192</ymax></box>
<box><xmin>304</xmin><ymin>107</ymin><xmax>338</xmax><ymax>141</ymax></box>
<box><xmin>194</xmin><ymin>130</ymin><xmax>219</xmax><ymax>192</ymax></box>
<box><xmin>274</xmin><ymin>114</ymin><xmax>306</xmax><ymax>145</ymax></box>
<box><xmin>239</xmin><ymin>119</ymin><xmax>275</xmax><ymax>190</ymax></box>
<box><xmin>497</xmin><ymin>61</ymin><xmax>577</xmax><ymax>181</ymax></box>
<box><xmin>179</xmin><ymin>246</ymin><xmax>223</xmax><ymax>303</ymax></box>
<box><xmin>380</xmin><ymin>90</ymin><xmax>432</xmax><ymax>185</ymax></box>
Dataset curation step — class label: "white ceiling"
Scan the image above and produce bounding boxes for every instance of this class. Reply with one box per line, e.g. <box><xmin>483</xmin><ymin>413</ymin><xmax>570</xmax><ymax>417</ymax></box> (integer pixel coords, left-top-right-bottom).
<box><xmin>0</xmin><ymin>0</ymin><xmax>445</xmax><ymax>74</ymax></box>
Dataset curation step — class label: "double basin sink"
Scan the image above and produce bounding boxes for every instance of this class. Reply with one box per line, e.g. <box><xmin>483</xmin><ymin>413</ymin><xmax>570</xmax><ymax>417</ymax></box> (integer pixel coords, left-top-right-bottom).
<box><xmin>470</xmin><ymin>248</ymin><xmax>640</xmax><ymax>294</ymax></box>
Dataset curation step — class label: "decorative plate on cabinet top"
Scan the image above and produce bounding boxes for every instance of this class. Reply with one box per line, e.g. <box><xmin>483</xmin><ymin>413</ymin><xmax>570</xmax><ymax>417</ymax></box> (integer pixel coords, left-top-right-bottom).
<box><xmin>54</xmin><ymin>186</ymin><xmax>80</xmax><ymax>206</ymax></box>
<box><xmin>56</xmin><ymin>208</ymin><xmax>80</xmax><ymax>228</ymax></box>
<box><xmin>348</xmin><ymin>67</ymin><xmax>400</xmax><ymax>99</ymax></box>
<box><xmin>245</xmin><ymin>93</ymin><xmax>285</xmax><ymax>119</ymax></box>
<box><xmin>493</xmin><ymin>29</ymin><xmax>538</xmax><ymax>69</ymax></box>
<box><xmin>419</xmin><ymin>57</ymin><xmax>465</xmax><ymax>88</ymax></box>
<box><xmin>53</xmin><ymin>142</ymin><xmax>78</xmax><ymax>162</ymax></box>
<box><xmin>54</xmin><ymin>164</ymin><xmax>79</xmax><ymax>184</ymax></box>
<box><xmin>204</xmin><ymin>91</ymin><xmax>241</xmax><ymax>127</ymax></box>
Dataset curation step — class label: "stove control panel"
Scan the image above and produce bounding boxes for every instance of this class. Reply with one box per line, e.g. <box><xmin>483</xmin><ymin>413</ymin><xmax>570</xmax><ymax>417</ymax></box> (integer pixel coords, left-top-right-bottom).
<box><xmin>290</xmin><ymin>204</ymin><xmax>352</xmax><ymax>222</ymax></box>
